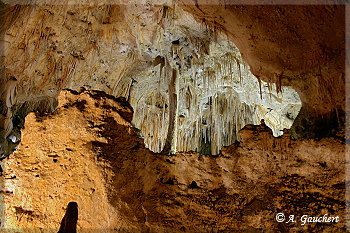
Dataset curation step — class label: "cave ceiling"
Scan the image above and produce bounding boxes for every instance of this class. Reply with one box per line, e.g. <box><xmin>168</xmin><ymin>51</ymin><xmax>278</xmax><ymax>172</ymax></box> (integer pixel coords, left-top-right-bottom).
<box><xmin>0</xmin><ymin>0</ymin><xmax>345</xmax><ymax>156</ymax></box>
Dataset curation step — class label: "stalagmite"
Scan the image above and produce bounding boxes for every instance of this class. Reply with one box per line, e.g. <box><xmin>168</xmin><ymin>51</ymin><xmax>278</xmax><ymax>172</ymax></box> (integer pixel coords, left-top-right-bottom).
<box><xmin>162</xmin><ymin>67</ymin><xmax>177</xmax><ymax>154</ymax></box>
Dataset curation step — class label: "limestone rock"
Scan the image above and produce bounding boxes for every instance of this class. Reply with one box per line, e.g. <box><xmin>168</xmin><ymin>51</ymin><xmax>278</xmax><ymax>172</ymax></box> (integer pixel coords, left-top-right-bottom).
<box><xmin>1</xmin><ymin>1</ymin><xmax>301</xmax><ymax>156</ymax></box>
<box><xmin>0</xmin><ymin>90</ymin><xmax>344</xmax><ymax>232</ymax></box>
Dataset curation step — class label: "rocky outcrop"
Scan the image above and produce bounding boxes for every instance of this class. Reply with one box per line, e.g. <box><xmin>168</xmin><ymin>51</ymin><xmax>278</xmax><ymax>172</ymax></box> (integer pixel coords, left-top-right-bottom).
<box><xmin>0</xmin><ymin>90</ymin><xmax>345</xmax><ymax>232</ymax></box>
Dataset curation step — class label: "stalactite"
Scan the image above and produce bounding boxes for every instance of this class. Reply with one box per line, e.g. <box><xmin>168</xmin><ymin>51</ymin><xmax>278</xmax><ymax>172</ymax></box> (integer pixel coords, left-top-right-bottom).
<box><xmin>112</xmin><ymin>50</ymin><xmax>135</xmax><ymax>96</ymax></box>
<box><xmin>257</xmin><ymin>76</ymin><xmax>263</xmax><ymax>100</ymax></box>
<box><xmin>128</xmin><ymin>17</ymin><xmax>301</xmax><ymax>155</ymax></box>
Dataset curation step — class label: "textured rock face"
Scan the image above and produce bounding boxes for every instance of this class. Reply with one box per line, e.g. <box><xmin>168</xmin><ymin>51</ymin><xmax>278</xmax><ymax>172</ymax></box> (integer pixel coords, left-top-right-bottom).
<box><xmin>127</xmin><ymin>29</ymin><xmax>301</xmax><ymax>154</ymax></box>
<box><xmin>0</xmin><ymin>90</ymin><xmax>345</xmax><ymax>232</ymax></box>
<box><xmin>0</xmin><ymin>2</ymin><xmax>346</xmax><ymax>231</ymax></box>
<box><xmin>0</xmin><ymin>1</ymin><xmax>302</xmax><ymax>156</ymax></box>
<box><xmin>175</xmin><ymin>1</ymin><xmax>345</xmax><ymax>137</ymax></box>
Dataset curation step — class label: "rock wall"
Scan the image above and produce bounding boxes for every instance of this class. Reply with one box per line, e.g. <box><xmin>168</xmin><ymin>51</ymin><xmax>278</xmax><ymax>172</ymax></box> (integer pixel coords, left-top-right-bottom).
<box><xmin>0</xmin><ymin>1</ymin><xmax>302</xmax><ymax>156</ymax></box>
<box><xmin>0</xmin><ymin>90</ymin><xmax>345</xmax><ymax>232</ymax></box>
<box><xmin>175</xmin><ymin>1</ymin><xmax>346</xmax><ymax>137</ymax></box>
<box><xmin>0</xmin><ymin>2</ymin><xmax>346</xmax><ymax>232</ymax></box>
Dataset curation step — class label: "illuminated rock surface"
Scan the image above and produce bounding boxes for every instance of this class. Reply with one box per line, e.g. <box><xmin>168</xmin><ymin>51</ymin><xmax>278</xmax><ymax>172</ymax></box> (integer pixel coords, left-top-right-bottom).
<box><xmin>0</xmin><ymin>90</ymin><xmax>345</xmax><ymax>232</ymax></box>
<box><xmin>0</xmin><ymin>1</ymin><xmax>345</xmax><ymax>232</ymax></box>
<box><xmin>0</xmin><ymin>1</ymin><xmax>301</xmax><ymax>156</ymax></box>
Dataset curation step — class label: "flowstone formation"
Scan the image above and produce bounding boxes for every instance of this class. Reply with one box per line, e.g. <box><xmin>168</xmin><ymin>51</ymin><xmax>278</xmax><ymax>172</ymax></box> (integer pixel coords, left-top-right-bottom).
<box><xmin>175</xmin><ymin>2</ymin><xmax>345</xmax><ymax>139</ymax></box>
<box><xmin>104</xmin><ymin>4</ymin><xmax>302</xmax><ymax>155</ymax></box>
<box><xmin>0</xmin><ymin>1</ymin><xmax>300</xmax><ymax>157</ymax></box>
<box><xmin>128</xmin><ymin>36</ymin><xmax>301</xmax><ymax>154</ymax></box>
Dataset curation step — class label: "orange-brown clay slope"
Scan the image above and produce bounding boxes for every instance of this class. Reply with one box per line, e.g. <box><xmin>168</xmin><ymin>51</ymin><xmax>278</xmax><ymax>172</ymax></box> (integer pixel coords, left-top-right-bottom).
<box><xmin>0</xmin><ymin>90</ymin><xmax>345</xmax><ymax>232</ymax></box>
